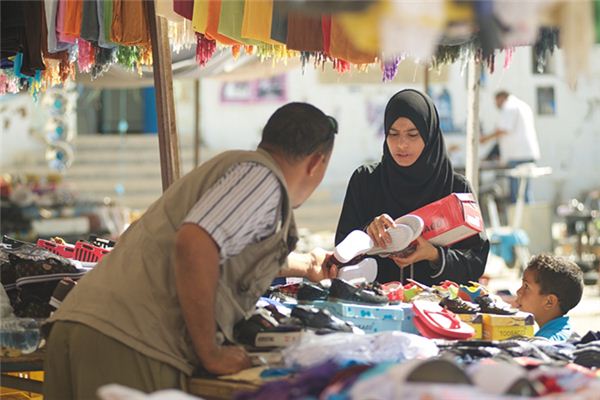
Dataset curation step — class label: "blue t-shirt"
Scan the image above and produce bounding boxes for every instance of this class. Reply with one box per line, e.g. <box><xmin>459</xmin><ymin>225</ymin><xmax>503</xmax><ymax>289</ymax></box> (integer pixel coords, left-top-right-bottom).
<box><xmin>535</xmin><ymin>316</ymin><xmax>572</xmax><ymax>341</ymax></box>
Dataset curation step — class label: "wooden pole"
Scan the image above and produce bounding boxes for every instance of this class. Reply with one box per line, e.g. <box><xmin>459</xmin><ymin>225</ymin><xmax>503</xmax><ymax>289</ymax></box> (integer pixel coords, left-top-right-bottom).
<box><xmin>146</xmin><ymin>0</ymin><xmax>180</xmax><ymax>191</ymax></box>
<box><xmin>194</xmin><ymin>79</ymin><xmax>201</xmax><ymax>168</ymax></box>
<box><xmin>465</xmin><ymin>57</ymin><xmax>481</xmax><ymax>195</ymax></box>
<box><xmin>423</xmin><ymin>64</ymin><xmax>430</xmax><ymax>95</ymax></box>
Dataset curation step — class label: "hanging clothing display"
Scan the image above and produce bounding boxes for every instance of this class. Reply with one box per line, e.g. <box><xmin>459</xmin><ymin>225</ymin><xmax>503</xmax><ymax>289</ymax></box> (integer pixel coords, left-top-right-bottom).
<box><xmin>241</xmin><ymin>0</ymin><xmax>281</xmax><ymax>45</ymax></box>
<box><xmin>204</xmin><ymin>0</ymin><xmax>241</xmax><ymax>45</ymax></box>
<box><xmin>111</xmin><ymin>0</ymin><xmax>151</xmax><ymax>46</ymax></box>
<box><xmin>80</xmin><ymin>0</ymin><xmax>100</xmax><ymax>43</ymax></box>
<box><xmin>286</xmin><ymin>13</ymin><xmax>324</xmax><ymax>52</ymax></box>
<box><xmin>218</xmin><ymin>0</ymin><xmax>260</xmax><ymax>45</ymax></box>
<box><xmin>62</xmin><ymin>0</ymin><xmax>83</xmax><ymax>39</ymax></box>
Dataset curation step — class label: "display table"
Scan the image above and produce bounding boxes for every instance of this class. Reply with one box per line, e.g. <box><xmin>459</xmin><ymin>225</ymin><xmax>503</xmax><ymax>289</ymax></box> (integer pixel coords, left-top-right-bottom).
<box><xmin>0</xmin><ymin>350</ymin><xmax>45</xmax><ymax>393</ymax></box>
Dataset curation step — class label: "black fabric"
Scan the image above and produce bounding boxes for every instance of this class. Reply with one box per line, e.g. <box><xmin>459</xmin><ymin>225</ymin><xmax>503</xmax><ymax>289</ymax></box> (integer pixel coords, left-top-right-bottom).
<box><xmin>336</xmin><ymin>89</ymin><xmax>489</xmax><ymax>285</ymax></box>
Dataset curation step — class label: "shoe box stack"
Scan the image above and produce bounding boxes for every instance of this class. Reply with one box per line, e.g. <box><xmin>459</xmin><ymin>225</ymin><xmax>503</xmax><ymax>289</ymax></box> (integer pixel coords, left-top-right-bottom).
<box><xmin>481</xmin><ymin>312</ymin><xmax>535</xmax><ymax>340</ymax></box>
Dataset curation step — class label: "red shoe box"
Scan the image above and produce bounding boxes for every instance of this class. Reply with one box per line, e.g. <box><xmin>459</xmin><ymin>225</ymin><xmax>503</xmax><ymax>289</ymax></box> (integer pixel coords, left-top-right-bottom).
<box><xmin>409</xmin><ymin>193</ymin><xmax>484</xmax><ymax>247</ymax></box>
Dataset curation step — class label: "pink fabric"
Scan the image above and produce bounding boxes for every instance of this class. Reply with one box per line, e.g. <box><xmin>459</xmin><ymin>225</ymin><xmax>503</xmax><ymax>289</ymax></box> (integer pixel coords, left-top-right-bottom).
<box><xmin>57</xmin><ymin>0</ymin><xmax>76</xmax><ymax>44</ymax></box>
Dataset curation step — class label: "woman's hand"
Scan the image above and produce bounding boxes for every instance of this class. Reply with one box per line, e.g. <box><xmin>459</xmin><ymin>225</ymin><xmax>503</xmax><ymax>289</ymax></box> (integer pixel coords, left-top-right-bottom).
<box><xmin>390</xmin><ymin>236</ymin><xmax>439</xmax><ymax>268</ymax></box>
<box><xmin>366</xmin><ymin>213</ymin><xmax>396</xmax><ymax>248</ymax></box>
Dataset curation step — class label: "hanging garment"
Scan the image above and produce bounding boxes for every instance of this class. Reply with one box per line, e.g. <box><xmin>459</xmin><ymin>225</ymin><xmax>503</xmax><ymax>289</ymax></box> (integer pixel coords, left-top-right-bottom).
<box><xmin>218</xmin><ymin>0</ymin><xmax>259</xmax><ymax>44</ymax></box>
<box><xmin>63</xmin><ymin>0</ymin><xmax>83</xmax><ymax>38</ymax></box>
<box><xmin>270</xmin><ymin>1</ymin><xmax>288</xmax><ymax>44</ymax></box>
<box><xmin>80</xmin><ymin>0</ymin><xmax>100</xmax><ymax>43</ymax></box>
<box><xmin>192</xmin><ymin>0</ymin><xmax>209</xmax><ymax>33</ymax></box>
<box><xmin>205</xmin><ymin>0</ymin><xmax>241</xmax><ymax>45</ymax></box>
<box><xmin>57</xmin><ymin>0</ymin><xmax>77</xmax><ymax>44</ymax></box>
<box><xmin>0</xmin><ymin>1</ymin><xmax>46</xmax><ymax>77</ymax></box>
<box><xmin>335</xmin><ymin>0</ymin><xmax>386</xmax><ymax>54</ymax></box>
<box><xmin>286</xmin><ymin>13</ymin><xmax>323</xmax><ymax>52</ymax></box>
<box><xmin>111</xmin><ymin>0</ymin><xmax>151</xmax><ymax>46</ymax></box>
<box><xmin>241</xmin><ymin>0</ymin><xmax>281</xmax><ymax>45</ymax></box>
<box><xmin>96</xmin><ymin>0</ymin><xmax>115</xmax><ymax>48</ymax></box>
<box><xmin>494</xmin><ymin>1</ymin><xmax>550</xmax><ymax>47</ymax></box>
<box><xmin>174</xmin><ymin>0</ymin><xmax>194</xmax><ymax>20</ymax></box>
<box><xmin>329</xmin><ymin>16</ymin><xmax>376</xmax><ymax>65</ymax></box>
<box><xmin>596</xmin><ymin>0</ymin><xmax>600</xmax><ymax>43</ymax></box>
<box><xmin>44</xmin><ymin>0</ymin><xmax>72</xmax><ymax>53</ymax></box>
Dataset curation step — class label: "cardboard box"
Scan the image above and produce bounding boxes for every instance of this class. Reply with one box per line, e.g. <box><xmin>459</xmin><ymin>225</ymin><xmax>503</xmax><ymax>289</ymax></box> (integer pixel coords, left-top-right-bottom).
<box><xmin>314</xmin><ymin>301</ymin><xmax>418</xmax><ymax>334</ymax></box>
<box><xmin>409</xmin><ymin>193</ymin><xmax>484</xmax><ymax>246</ymax></box>
<box><xmin>482</xmin><ymin>312</ymin><xmax>535</xmax><ymax>340</ymax></box>
<box><xmin>457</xmin><ymin>313</ymin><xmax>483</xmax><ymax>340</ymax></box>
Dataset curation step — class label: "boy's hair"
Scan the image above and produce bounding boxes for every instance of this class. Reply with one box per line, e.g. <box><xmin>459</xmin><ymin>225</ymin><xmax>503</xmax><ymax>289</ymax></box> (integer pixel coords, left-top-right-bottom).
<box><xmin>259</xmin><ymin>102</ymin><xmax>337</xmax><ymax>161</ymax></box>
<box><xmin>526</xmin><ymin>254</ymin><xmax>583</xmax><ymax>314</ymax></box>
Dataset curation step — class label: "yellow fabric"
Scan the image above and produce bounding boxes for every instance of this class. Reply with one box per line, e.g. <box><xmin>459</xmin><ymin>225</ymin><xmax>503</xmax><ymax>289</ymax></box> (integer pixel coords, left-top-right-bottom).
<box><xmin>192</xmin><ymin>0</ymin><xmax>209</xmax><ymax>33</ymax></box>
<box><xmin>241</xmin><ymin>0</ymin><xmax>281</xmax><ymax>45</ymax></box>
<box><xmin>336</xmin><ymin>1</ymin><xmax>387</xmax><ymax>54</ymax></box>
<box><xmin>329</xmin><ymin>16</ymin><xmax>376</xmax><ymax>65</ymax></box>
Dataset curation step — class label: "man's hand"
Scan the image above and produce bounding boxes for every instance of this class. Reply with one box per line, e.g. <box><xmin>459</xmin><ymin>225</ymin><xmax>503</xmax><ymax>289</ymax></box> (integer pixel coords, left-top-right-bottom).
<box><xmin>306</xmin><ymin>247</ymin><xmax>338</xmax><ymax>282</ymax></box>
<box><xmin>366</xmin><ymin>213</ymin><xmax>396</xmax><ymax>248</ymax></box>
<box><xmin>390</xmin><ymin>236</ymin><xmax>439</xmax><ymax>268</ymax></box>
<box><xmin>201</xmin><ymin>345</ymin><xmax>251</xmax><ymax>376</ymax></box>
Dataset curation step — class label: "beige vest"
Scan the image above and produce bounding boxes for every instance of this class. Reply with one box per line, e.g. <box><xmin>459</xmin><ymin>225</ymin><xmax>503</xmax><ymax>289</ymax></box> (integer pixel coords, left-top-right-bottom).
<box><xmin>47</xmin><ymin>149</ymin><xmax>298</xmax><ymax>375</ymax></box>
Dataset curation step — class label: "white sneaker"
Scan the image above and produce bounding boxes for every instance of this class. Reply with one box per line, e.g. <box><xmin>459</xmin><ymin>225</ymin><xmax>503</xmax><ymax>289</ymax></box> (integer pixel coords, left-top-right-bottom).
<box><xmin>395</xmin><ymin>214</ymin><xmax>424</xmax><ymax>238</ymax></box>
<box><xmin>367</xmin><ymin>224</ymin><xmax>414</xmax><ymax>256</ymax></box>
<box><xmin>338</xmin><ymin>258</ymin><xmax>378</xmax><ymax>282</ymax></box>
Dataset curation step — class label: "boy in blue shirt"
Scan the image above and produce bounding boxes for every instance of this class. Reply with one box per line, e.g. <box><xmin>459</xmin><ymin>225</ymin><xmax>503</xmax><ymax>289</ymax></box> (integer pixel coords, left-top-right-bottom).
<box><xmin>515</xmin><ymin>254</ymin><xmax>583</xmax><ymax>341</ymax></box>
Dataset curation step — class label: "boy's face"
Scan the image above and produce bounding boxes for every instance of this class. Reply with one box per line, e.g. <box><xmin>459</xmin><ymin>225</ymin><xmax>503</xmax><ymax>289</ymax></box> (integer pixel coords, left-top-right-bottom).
<box><xmin>516</xmin><ymin>269</ymin><xmax>550</xmax><ymax>318</ymax></box>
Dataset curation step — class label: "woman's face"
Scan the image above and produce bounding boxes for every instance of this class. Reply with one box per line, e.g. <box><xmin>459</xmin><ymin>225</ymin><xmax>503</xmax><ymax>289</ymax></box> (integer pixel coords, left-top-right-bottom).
<box><xmin>386</xmin><ymin>117</ymin><xmax>425</xmax><ymax>167</ymax></box>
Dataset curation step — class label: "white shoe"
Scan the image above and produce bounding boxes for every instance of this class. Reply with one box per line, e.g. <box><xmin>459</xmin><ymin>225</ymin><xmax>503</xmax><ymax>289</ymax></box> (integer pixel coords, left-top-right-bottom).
<box><xmin>395</xmin><ymin>214</ymin><xmax>424</xmax><ymax>238</ymax></box>
<box><xmin>338</xmin><ymin>258</ymin><xmax>378</xmax><ymax>282</ymax></box>
<box><xmin>367</xmin><ymin>224</ymin><xmax>414</xmax><ymax>256</ymax></box>
<box><xmin>333</xmin><ymin>230</ymin><xmax>374</xmax><ymax>264</ymax></box>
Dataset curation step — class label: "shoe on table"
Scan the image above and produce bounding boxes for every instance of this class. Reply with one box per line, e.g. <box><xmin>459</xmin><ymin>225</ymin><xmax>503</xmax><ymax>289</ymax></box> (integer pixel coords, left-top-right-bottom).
<box><xmin>328</xmin><ymin>278</ymin><xmax>388</xmax><ymax>305</ymax></box>
<box><xmin>440</xmin><ymin>296</ymin><xmax>480</xmax><ymax>314</ymax></box>
<box><xmin>476</xmin><ymin>294</ymin><xmax>517</xmax><ymax>315</ymax></box>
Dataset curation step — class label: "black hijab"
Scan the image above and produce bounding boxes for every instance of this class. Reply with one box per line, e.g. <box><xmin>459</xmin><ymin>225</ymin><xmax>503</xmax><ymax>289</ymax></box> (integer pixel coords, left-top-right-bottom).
<box><xmin>380</xmin><ymin>89</ymin><xmax>454</xmax><ymax>216</ymax></box>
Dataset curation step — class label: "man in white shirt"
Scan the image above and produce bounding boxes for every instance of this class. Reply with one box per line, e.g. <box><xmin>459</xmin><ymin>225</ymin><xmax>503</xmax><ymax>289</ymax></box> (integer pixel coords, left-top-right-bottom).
<box><xmin>481</xmin><ymin>91</ymin><xmax>541</xmax><ymax>203</ymax></box>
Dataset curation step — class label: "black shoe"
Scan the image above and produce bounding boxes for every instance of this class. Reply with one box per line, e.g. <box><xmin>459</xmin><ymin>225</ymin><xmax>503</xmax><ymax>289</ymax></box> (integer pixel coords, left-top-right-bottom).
<box><xmin>291</xmin><ymin>305</ymin><xmax>353</xmax><ymax>333</ymax></box>
<box><xmin>328</xmin><ymin>278</ymin><xmax>388</xmax><ymax>305</ymax></box>
<box><xmin>475</xmin><ymin>294</ymin><xmax>517</xmax><ymax>315</ymax></box>
<box><xmin>297</xmin><ymin>283</ymin><xmax>328</xmax><ymax>302</ymax></box>
<box><xmin>440</xmin><ymin>296</ymin><xmax>480</xmax><ymax>314</ymax></box>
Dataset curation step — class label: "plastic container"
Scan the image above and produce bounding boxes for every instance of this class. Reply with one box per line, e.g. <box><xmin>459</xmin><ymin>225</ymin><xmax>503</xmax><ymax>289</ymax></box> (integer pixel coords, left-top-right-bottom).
<box><xmin>0</xmin><ymin>318</ymin><xmax>43</xmax><ymax>357</ymax></box>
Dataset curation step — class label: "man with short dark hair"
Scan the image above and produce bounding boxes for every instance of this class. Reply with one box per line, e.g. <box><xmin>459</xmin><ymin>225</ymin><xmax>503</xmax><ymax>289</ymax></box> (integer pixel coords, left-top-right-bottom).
<box><xmin>516</xmin><ymin>254</ymin><xmax>583</xmax><ymax>341</ymax></box>
<box><xmin>480</xmin><ymin>91</ymin><xmax>541</xmax><ymax>203</ymax></box>
<box><xmin>43</xmin><ymin>103</ymin><xmax>339</xmax><ymax>398</ymax></box>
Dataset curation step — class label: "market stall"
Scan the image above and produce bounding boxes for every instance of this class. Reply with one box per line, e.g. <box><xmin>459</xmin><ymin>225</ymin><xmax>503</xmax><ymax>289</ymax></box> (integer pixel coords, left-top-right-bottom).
<box><xmin>2</xmin><ymin>1</ymin><xmax>600</xmax><ymax>399</ymax></box>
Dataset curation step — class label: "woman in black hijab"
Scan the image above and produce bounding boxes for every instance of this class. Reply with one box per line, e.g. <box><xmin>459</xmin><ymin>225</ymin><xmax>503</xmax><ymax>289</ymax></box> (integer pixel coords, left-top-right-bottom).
<box><xmin>335</xmin><ymin>89</ymin><xmax>489</xmax><ymax>285</ymax></box>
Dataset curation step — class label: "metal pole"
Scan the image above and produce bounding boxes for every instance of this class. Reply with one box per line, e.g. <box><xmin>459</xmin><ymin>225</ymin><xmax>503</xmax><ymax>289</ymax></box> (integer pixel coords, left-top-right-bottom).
<box><xmin>146</xmin><ymin>0</ymin><xmax>180</xmax><ymax>191</ymax></box>
<box><xmin>465</xmin><ymin>57</ymin><xmax>481</xmax><ymax>195</ymax></box>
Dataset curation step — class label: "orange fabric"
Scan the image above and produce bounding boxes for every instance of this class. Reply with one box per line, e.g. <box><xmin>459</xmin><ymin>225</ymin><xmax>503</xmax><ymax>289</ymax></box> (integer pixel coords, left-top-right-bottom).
<box><xmin>111</xmin><ymin>0</ymin><xmax>150</xmax><ymax>46</ymax></box>
<box><xmin>241</xmin><ymin>0</ymin><xmax>281</xmax><ymax>45</ymax></box>
<box><xmin>329</xmin><ymin>16</ymin><xmax>376</xmax><ymax>64</ymax></box>
<box><xmin>63</xmin><ymin>0</ymin><xmax>83</xmax><ymax>38</ymax></box>
<box><xmin>205</xmin><ymin>0</ymin><xmax>240</xmax><ymax>45</ymax></box>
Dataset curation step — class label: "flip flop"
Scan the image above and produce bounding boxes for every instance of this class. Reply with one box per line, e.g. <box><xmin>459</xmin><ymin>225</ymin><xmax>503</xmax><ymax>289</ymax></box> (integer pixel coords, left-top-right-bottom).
<box><xmin>412</xmin><ymin>300</ymin><xmax>474</xmax><ymax>340</ymax></box>
<box><xmin>338</xmin><ymin>258</ymin><xmax>378</xmax><ymax>282</ymax></box>
<box><xmin>413</xmin><ymin>314</ymin><xmax>445</xmax><ymax>339</ymax></box>
<box><xmin>333</xmin><ymin>230</ymin><xmax>374</xmax><ymax>264</ymax></box>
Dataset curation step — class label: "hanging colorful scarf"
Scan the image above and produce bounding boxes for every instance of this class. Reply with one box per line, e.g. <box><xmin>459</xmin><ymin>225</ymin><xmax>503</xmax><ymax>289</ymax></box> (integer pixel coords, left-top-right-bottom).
<box><xmin>44</xmin><ymin>0</ymin><xmax>72</xmax><ymax>53</ymax></box>
<box><xmin>174</xmin><ymin>0</ymin><xmax>194</xmax><ymax>20</ymax></box>
<box><xmin>98</xmin><ymin>0</ymin><xmax>115</xmax><ymax>48</ymax></box>
<box><xmin>335</xmin><ymin>1</ymin><xmax>386</xmax><ymax>54</ymax></box>
<box><xmin>286</xmin><ymin>13</ymin><xmax>323</xmax><ymax>52</ymax></box>
<box><xmin>80</xmin><ymin>0</ymin><xmax>100</xmax><ymax>43</ymax></box>
<box><xmin>195</xmin><ymin>33</ymin><xmax>216</xmax><ymax>66</ymax></box>
<box><xmin>205</xmin><ymin>0</ymin><xmax>241</xmax><ymax>45</ymax></box>
<box><xmin>218</xmin><ymin>0</ymin><xmax>260</xmax><ymax>45</ymax></box>
<box><xmin>321</xmin><ymin>16</ymin><xmax>350</xmax><ymax>73</ymax></box>
<box><xmin>111</xmin><ymin>0</ymin><xmax>150</xmax><ymax>46</ymax></box>
<box><xmin>192</xmin><ymin>0</ymin><xmax>209</xmax><ymax>33</ymax></box>
<box><xmin>92</xmin><ymin>46</ymin><xmax>117</xmax><ymax>79</ymax></box>
<box><xmin>57</xmin><ymin>0</ymin><xmax>77</xmax><ymax>44</ymax></box>
<box><xmin>329</xmin><ymin>16</ymin><xmax>376</xmax><ymax>65</ymax></box>
<box><xmin>241</xmin><ymin>0</ymin><xmax>281</xmax><ymax>45</ymax></box>
<box><xmin>596</xmin><ymin>0</ymin><xmax>600</xmax><ymax>43</ymax></box>
<box><xmin>77</xmin><ymin>39</ymin><xmax>96</xmax><ymax>73</ymax></box>
<box><xmin>270</xmin><ymin>1</ymin><xmax>288</xmax><ymax>44</ymax></box>
<box><xmin>63</xmin><ymin>0</ymin><xmax>83</xmax><ymax>38</ymax></box>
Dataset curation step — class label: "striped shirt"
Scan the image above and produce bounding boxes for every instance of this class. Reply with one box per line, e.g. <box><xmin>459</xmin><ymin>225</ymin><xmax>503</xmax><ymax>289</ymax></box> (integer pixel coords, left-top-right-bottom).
<box><xmin>182</xmin><ymin>162</ymin><xmax>283</xmax><ymax>261</ymax></box>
